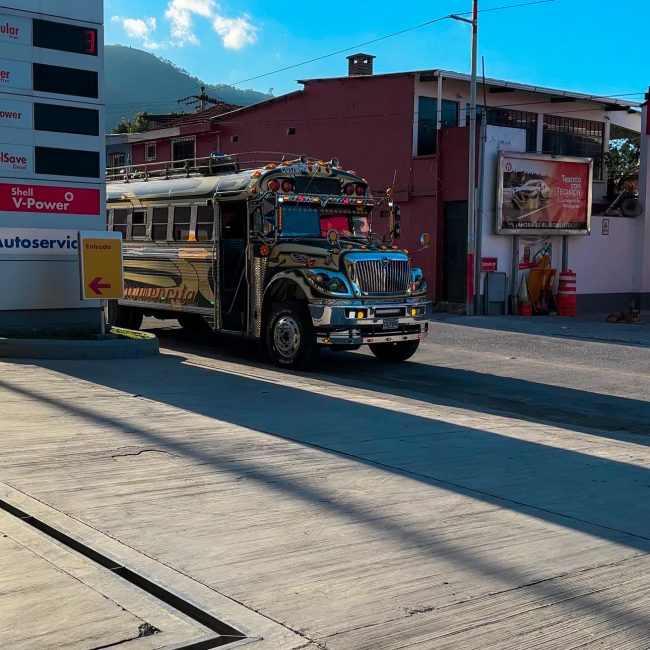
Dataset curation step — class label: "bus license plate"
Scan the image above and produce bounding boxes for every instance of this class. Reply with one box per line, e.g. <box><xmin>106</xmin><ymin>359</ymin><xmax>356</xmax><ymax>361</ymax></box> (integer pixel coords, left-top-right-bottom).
<box><xmin>382</xmin><ymin>318</ymin><xmax>399</xmax><ymax>330</ymax></box>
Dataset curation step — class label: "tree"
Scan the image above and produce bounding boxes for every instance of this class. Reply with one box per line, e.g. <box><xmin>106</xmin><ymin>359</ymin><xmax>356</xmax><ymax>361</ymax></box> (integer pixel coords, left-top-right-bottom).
<box><xmin>111</xmin><ymin>111</ymin><xmax>152</xmax><ymax>134</ymax></box>
<box><xmin>606</xmin><ymin>136</ymin><xmax>640</xmax><ymax>197</ymax></box>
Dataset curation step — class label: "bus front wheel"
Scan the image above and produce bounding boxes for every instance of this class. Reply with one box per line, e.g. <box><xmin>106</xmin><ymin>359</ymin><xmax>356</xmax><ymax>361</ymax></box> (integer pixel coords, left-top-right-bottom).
<box><xmin>265</xmin><ymin>301</ymin><xmax>318</xmax><ymax>369</ymax></box>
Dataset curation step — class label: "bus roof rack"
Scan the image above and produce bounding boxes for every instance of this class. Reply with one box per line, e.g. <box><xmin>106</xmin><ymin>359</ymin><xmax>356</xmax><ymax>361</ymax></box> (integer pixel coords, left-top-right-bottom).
<box><xmin>106</xmin><ymin>152</ymin><xmax>344</xmax><ymax>184</ymax></box>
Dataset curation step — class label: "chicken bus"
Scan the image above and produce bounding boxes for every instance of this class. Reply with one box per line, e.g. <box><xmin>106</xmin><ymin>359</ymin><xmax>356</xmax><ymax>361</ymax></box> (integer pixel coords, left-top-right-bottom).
<box><xmin>106</xmin><ymin>153</ymin><xmax>431</xmax><ymax>368</ymax></box>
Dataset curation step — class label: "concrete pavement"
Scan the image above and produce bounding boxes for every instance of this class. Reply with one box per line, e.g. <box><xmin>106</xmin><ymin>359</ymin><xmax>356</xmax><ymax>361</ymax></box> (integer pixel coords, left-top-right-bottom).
<box><xmin>0</xmin><ymin>317</ymin><xmax>649</xmax><ymax>649</ymax></box>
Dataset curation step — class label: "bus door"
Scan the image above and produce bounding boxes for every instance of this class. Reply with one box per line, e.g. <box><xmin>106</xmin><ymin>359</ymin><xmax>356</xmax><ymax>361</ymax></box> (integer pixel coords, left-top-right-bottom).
<box><xmin>217</xmin><ymin>200</ymin><xmax>248</xmax><ymax>331</ymax></box>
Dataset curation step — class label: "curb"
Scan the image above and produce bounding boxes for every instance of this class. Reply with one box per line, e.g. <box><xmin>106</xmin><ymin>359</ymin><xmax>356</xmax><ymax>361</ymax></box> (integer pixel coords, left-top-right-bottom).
<box><xmin>0</xmin><ymin>331</ymin><xmax>159</xmax><ymax>360</ymax></box>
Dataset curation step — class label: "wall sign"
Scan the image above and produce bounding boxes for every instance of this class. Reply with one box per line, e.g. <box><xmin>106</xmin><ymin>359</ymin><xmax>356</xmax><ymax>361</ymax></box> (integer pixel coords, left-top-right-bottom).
<box><xmin>0</xmin><ymin>182</ymin><xmax>100</xmax><ymax>214</ymax></box>
<box><xmin>481</xmin><ymin>257</ymin><xmax>498</xmax><ymax>272</ymax></box>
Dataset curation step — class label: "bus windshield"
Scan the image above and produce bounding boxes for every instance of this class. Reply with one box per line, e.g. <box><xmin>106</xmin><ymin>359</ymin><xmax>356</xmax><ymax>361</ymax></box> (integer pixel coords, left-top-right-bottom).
<box><xmin>279</xmin><ymin>204</ymin><xmax>371</xmax><ymax>239</ymax></box>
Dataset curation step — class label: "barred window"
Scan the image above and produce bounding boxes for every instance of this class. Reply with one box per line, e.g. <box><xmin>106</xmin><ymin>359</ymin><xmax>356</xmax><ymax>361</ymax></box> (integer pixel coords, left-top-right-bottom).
<box><xmin>543</xmin><ymin>115</ymin><xmax>604</xmax><ymax>179</ymax></box>
<box><xmin>145</xmin><ymin>142</ymin><xmax>157</xmax><ymax>161</ymax></box>
<box><xmin>171</xmin><ymin>137</ymin><xmax>195</xmax><ymax>168</ymax></box>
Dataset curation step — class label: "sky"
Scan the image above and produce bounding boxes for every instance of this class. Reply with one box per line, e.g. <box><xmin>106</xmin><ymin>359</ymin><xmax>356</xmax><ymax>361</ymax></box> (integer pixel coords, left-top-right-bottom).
<box><xmin>105</xmin><ymin>0</ymin><xmax>648</xmax><ymax>105</ymax></box>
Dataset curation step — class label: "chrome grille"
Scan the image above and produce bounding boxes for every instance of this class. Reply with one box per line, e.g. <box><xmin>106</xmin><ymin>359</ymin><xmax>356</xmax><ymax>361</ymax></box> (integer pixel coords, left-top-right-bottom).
<box><xmin>354</xmin><ymin>259</ymin><xmax>411</xmax><ymax>294</ymax></box>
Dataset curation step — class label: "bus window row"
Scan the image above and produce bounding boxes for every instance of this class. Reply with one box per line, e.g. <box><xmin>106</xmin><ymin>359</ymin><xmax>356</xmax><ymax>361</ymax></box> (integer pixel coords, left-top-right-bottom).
<box><xmin>108</xmin><ymin>204</ymin><xmax>215</xmax><ymax>242</ymax></box>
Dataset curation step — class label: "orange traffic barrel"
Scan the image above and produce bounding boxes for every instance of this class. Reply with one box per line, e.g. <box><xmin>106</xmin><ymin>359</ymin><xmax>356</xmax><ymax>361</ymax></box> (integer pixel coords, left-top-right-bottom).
<box><xmin>556</xmin><ymin>270</ymin><xmax>576</xmax><ymax>317</ymax></box>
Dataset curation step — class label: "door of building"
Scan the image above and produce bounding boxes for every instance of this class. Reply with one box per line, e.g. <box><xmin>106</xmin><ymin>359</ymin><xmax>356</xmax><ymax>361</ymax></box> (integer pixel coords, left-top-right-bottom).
<box><xmin>442</xmin><ymin>201</ymin><xmax>467</xmax><ymax>303</ymax></box>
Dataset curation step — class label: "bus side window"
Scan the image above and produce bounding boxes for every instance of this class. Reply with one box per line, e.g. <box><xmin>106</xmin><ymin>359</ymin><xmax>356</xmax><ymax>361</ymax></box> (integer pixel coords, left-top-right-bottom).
<box><xmin>152</xmin><ymin>206</ymin><xmax>169</xmax><ymax>241</ymax></box>
<box><xmin>221</xmin><ymin>201</ymin><xmax>247</xmax><ymax>239</ymax></box>
<box><xmin>112</xmin><ymin>209</ymin><xmax>128</xmax><ymax>237</ymax></box>
<box><xmin>173</xmin><ymin>205</ymin><xmax>191</xmax><ymax>241</ymax></box>
<box><xmin>196</xmin><ymin>204</ymin><xmax>214</xmax><ymax>241</ymax></box>
<box><xmin>131</xmin><ymin>210</ymin><xmax>146</xmax><ymax>239</ymax></box>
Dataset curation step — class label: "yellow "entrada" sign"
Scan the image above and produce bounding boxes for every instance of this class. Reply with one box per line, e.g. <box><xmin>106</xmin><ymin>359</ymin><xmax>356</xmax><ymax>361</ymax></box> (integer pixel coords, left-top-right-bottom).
<box><xmin>78</xmin><ymin>231</ymin><xmax>124</xmax><ymax>300</ymax></box>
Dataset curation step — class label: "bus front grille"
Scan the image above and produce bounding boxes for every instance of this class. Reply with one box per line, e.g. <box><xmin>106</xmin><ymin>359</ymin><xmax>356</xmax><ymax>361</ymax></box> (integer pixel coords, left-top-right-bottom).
<box><xmin>353</xmin><ymin>259</ymin><xmax>411</xmax><ymax>295</ymax></box>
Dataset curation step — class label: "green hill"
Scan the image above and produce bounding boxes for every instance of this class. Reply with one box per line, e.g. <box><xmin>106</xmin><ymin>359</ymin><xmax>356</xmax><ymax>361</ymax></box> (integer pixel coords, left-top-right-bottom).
<box><xmin>105</xmin><ymin>45</ymin><xmax>271</xmax><ymax>132</ymax></box>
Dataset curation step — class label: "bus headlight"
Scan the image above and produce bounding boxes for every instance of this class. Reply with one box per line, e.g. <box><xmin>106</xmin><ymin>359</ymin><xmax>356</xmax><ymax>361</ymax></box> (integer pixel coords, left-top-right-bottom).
<box><xmin>306</xmin><ymin>270</ymin><xmax>352</xmax><ymax>295</ymax></box>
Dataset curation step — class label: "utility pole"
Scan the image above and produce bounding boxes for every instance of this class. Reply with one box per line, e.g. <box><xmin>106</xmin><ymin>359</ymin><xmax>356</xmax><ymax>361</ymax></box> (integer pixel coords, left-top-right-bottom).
<box><xmin>178</xmin><ymin>85</ymin><xmax>218</xmax><ymax>112</ymax></box>
<box><xmin>452</xmin><ymin>0</ymin><xmax>478</xmax><ymax>315</ymax></box>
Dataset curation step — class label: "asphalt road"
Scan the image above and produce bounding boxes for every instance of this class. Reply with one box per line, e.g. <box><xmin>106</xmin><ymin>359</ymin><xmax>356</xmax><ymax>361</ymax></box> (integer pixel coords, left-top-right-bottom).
<box><xmin>142</xmin><ymin>316</ymin><xmax>650</xmax><ymax>437</ymax></box>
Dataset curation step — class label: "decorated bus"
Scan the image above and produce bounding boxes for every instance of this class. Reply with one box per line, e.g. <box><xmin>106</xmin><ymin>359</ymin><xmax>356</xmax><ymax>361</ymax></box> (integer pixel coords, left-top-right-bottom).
<box><xmin>106</xmin><ymin>154</ymin><xmax>431</xmax><ymax>368</ymax></box>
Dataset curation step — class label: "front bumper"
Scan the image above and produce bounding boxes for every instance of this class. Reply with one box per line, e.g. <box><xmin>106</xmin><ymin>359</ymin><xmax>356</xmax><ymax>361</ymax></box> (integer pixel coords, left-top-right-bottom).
<box><xmin>308</xmin><ymin>299</ymin><xmax>431</xmax><ymax>346</ymax></box>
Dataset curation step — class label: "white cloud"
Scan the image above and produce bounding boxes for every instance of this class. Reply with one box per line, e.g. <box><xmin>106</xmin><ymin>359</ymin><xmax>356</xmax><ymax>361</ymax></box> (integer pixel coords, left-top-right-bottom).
<box><xmin>113</xmin><ymin>1</ymin><xmax>258</xmax><ymax>52</ymax></box>
<box><xmin>112</xmin><ymin>15</ymin><xmax>163</xmax><ymax>49</ymax></box>
<box><xmin>212</xmin><ymin>15</ymin><xmax>258</xmax><ymax>50</ymax></box>
<box><xmin>165</xmin><ymin>0</ymin><xmax>215</xmax><ymax>46</ymax></box>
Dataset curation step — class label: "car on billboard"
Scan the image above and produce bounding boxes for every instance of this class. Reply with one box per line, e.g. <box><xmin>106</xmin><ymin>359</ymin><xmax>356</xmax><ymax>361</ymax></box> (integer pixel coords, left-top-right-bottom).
<box><xmin>511</xmin><ymin>179</ymin><xmax>551</xmax><ymax>205</ymax></box>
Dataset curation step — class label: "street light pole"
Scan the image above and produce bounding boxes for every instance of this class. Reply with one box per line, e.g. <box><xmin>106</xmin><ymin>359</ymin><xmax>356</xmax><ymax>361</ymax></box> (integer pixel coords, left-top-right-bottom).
<box><xmin>452</xmin><ymin>0</ymin><xmax>478</xmax><ymax>315</ymax></box>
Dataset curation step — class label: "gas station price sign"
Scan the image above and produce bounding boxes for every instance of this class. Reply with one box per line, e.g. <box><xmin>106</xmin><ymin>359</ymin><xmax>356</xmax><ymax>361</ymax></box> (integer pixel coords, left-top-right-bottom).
<box><xmin>33</xmin><ymin>19</ymin><xmax>97</xmax><ymax>56</ymax></box>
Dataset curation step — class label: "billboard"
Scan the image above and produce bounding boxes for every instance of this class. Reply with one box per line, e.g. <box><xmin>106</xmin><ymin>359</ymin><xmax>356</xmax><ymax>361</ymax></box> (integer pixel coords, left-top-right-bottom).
<box><xmin>496</xmin><ymin>152</ymin><xmax>592</xmax><ymax>235</ymax></box>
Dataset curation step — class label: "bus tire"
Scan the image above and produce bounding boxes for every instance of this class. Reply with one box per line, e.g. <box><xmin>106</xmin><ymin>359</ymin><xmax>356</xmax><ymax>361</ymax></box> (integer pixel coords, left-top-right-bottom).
<box><xmin>265</xmin><ymin>301</ymin><xmax>318</xmax><ymax>369</ymax></box>
<box><xmin>369</xmin><ymin>340</ymin><xmax>420</xmax><ymax>362</ymax></box>
<box><xmin>107</xmin><ymin>301</ymin><xmax>142</xmax><ymax>330</ymax></box>
<box><xmin>177</xmin><ymin>313</ymin><xmax>209</xmax><ymax>331</ymax></box>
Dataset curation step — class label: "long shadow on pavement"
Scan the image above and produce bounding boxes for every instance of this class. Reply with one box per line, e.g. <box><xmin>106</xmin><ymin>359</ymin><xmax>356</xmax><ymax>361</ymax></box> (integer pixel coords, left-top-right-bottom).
<box><xmin>3</xmin><ymin>351</ymin><xmax>650</xmax><ymax>636</ymax></box>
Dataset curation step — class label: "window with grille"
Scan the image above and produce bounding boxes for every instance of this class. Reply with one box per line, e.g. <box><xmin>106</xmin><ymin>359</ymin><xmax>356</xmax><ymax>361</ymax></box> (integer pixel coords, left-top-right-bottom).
<box><xmin>171</xmin><ymin>137</ymin><xmax>195</xmax><ymax>168</ymax></box>
<box><xmin>543</xmin><ymin>115</ymin><xmax>604</xmax><ymax>179</ymax></box>
<box><xmin>131</xmin><ymin>210</ymin><xmax>146</xmax><ymax>239</ymax></box>
<box><xmin>145</xmin><ymin>142</ymin><xmax>156</xmax><ymax>161</ymax></box>
<box><xmin>109</xmin><ymin>152</ymin><xmax>126</xmax><ymax>169</ymax></box>
<box><xmin>417</xmin><ymin>97</ymin><xmax>459</xmax><ymax>155</ymax></box>
<box><xmin>172</xmin><ymin>205</ymin><xmax>191</xmax><ymax>241</ymax></box>
<box><xmin>196</xmin><ymin>204</ymin><xmax>214</xmax><ymax>241</ymax></box>
<box><xmin>112</xmin><ymin>209</ymin><xmax>127</xmax><ymax>236</ymax></box>
<box><xmin>152</xmin><ymin>206</ymin><xmax>169</xmax><ymax>241</ymax></box>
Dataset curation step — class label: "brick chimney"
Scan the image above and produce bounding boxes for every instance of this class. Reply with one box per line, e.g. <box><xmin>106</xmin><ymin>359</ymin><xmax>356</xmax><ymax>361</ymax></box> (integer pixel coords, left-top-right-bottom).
<box><xmin>347</xmin><ymin>53</ymin><xmax>375</xmax><ymax>76</ymax></box>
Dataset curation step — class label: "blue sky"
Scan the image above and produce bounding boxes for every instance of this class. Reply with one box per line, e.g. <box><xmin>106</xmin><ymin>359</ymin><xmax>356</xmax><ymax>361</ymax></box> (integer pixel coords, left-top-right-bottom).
<box><xmin>105</xmin><ymin>0</ymin><xmax>648</xmax><ymax>104</ymax></box>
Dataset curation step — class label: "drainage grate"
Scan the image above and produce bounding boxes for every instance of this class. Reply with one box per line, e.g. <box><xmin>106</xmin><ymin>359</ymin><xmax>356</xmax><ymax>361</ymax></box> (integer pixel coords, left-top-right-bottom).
<box><xmin>0</xmin><ymin>497</ymin><xmax>248</xmax><ymax>649</ymax></box>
